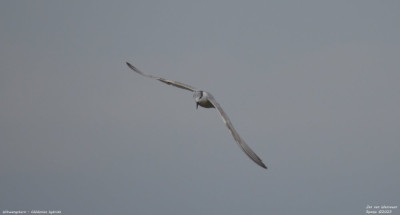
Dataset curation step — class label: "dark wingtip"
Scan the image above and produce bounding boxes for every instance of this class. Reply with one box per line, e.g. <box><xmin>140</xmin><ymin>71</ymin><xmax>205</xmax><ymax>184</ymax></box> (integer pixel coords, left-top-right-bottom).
<box><xmin>126</xmin><ymin>62</ymin><xmax>132</xmax><ymax>68</ymax></box>
<box><xmin>126</xmin><ymin>61</ymin><xmax>139</xmax><ymax>72</ymax></box>
<box><xmin>257</xmin><ymin>160</ymin><xmax>267</xmax><ymax>169</ymax></box>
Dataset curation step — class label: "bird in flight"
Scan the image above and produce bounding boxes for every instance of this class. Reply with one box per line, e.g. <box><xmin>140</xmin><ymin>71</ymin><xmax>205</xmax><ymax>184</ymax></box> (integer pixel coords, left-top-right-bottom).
<box><xmin>126</xmin><ymin>62</ymin><xmax>267</xmax><ymax>169</ymax></box>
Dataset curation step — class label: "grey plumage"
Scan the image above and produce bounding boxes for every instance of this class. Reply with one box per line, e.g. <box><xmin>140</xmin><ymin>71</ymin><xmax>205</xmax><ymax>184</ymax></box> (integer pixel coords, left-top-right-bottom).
<box><xmin>126</xmin><ymin>62</ymin><xmax>267</xmax><ymax>169</ymax></box>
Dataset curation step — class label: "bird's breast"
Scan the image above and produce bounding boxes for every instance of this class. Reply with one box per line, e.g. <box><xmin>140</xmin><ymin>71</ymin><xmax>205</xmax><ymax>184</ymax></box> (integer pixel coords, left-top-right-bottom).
<box><xmin>197</xmin><ymin>98</ymin><xmax>214</xmax><ymax>108</ymax></box>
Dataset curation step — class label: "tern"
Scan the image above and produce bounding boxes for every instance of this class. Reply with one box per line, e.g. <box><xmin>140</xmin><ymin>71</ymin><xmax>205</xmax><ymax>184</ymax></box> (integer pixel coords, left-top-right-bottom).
<box><xmin>126</xmin><ymin>62</ymin><xmax>267</xmax><ymax>169</ymax></box>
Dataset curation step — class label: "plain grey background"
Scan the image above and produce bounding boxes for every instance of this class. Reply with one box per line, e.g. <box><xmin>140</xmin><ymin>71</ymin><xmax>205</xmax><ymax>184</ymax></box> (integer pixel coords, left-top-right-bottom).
<box><xmin>1</xmin><ymin>1</ymin><xmax>399</xmax><ymax>214</ymax></box>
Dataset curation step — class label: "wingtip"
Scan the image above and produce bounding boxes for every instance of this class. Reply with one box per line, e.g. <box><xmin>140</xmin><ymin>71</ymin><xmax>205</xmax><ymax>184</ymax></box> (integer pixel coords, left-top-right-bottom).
<box><xmin>260</xmin><ymin>163</ymin><xmax>268</xmax><ymax>169</ymax></box>
<box><xmin>126</xmin><ymin>61</ymin><xmax>139</xmax><ymax>73</ymax></box>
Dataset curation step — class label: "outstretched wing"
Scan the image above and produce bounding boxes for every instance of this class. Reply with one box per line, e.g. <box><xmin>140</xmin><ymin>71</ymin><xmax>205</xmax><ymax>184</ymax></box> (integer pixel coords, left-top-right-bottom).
<box><xmin>126</xmin><ymin>62</ymin><xmax>197</xmax><ymax>92</ymax></box>
<box><xmin>207</xmin><ymin>93</ymin><xmax>267</xmax><ymax>169</ymax></box>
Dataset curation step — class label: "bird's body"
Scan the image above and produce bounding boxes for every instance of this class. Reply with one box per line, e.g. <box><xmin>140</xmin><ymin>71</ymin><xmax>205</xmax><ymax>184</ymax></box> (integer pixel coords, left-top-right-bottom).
<box><xmin>126</xmin><ymin>62</ymin><xmax>267</xmax><ymax>169</ymax></box>
<box><xmin>193</xmin><ymin>91</ymin><xmax>214</xmax><ymax>108</ymax></box>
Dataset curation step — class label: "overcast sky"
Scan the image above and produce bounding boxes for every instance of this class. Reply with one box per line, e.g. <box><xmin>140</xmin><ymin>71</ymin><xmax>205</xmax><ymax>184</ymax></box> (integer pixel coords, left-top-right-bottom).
<box><xmin>1</xmin><ymin>1</ymin><xmax>399</xmax><ymax>214</ymax></box>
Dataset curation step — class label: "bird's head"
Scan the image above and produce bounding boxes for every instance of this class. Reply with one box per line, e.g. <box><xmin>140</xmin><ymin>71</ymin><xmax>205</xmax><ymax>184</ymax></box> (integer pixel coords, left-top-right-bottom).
<box><xmin>193</xmin><ymin>91</ymin><xmax>203</xmax><ymax>109</ymax></box>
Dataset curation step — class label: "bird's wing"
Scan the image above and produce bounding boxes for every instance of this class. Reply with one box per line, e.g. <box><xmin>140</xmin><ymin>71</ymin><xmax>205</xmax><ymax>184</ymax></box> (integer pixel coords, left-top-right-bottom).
<box><xmin>207</xmin><ymin>93</ymin><xmax>267</xmax><ymax>169</ymax></box>
<box><xmin>126</xmin><ymin>62</ymin><xmax>197</xmax><ymax>92</ymax></box>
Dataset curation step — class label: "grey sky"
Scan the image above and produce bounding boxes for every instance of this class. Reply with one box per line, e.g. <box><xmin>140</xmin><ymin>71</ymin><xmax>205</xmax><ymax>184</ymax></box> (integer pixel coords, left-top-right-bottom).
<box><xmin>1</xmin><ymin>1</ymin><xmax>399</xmax><ymax>214</ymax></box>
